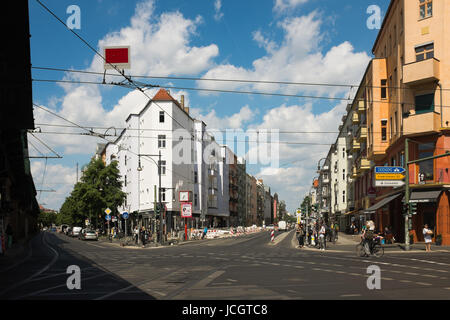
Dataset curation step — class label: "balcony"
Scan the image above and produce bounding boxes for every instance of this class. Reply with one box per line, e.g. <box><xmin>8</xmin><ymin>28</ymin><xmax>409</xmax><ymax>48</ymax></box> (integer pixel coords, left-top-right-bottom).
<box><xmin>352</xmin><ymin>113</ymin><xmax>360</xmax><ymax>124</ymax></box>
<box><xmin>357</xmin><ymin>100</ymin><xmax>365</xmax><ymax>114</ymax></box>
<box><xmin>403</xmin><ymin>58</ymin><xmax>440</xmax><ymax>86</ymax></box>
<box><xmin>351</xmin><ymin>166</ymin><xmax>358</xmax><ymax>179</ymax></box>
<box><xmin>356</xmin><ymin>126</ymin><xmax>367</xmax><ymax>142</ymax></box>
<box><xmin>403</xmin><ymin>111</ymin><xmax>441</xmax><ymax>135</ymax></box>
<box><xmin>357</xmin><ymin>157</ymin><xmax>371</xmax><ymax>174</ymax></box>
<box><xmin>351</xmin><ymin>138</ymin><xmax>360</xmax><ymax>151</ymax></box>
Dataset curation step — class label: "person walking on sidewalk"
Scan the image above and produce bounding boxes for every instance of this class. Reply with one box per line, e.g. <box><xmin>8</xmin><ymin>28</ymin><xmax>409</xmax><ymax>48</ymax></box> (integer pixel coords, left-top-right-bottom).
<box><xmin>133</xmin><ymin>226</ymin><xmax>139</xmax><ymax>245</ymax></box>
<box><xmin>140</xmin><ymin>227</ymin><xmax>148</xmax><ymax>248</ymax></box>
<box><xmin>202</xmin><ymin>226</ymin><xmax>208</xmax><ymax>240</ymax></box>
<box><xmin>296</xmin><ymin>224</ymin><xmax>305</xmax><ymax>248</ymax></box>
<box><xmin>423</xmin><ymin>224</ymin><xmax>433</xmax><ymax>252</ymax></box>
<box><xmin>319</xmin><ymin>224</ymin><xmax>326</xmax><ymax>251</ymax></box>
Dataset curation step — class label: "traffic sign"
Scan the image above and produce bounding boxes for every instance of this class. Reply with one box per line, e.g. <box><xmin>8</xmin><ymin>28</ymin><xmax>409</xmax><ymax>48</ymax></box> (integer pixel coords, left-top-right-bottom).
<box><xmin>375</xmin><ymin>180</ymin><xmax>405</xmax><ymax>187</ymax></box>
<box><xmin>375</xmin><ymin>166</ymin><xmax>405</xmax><ymax>174</ymax></box>
<box><xmin>122</xmin><ymin>212</ymin><xmax>129</xmax><ymax>219</ymax></box>
<box><xmin>105</xmin><ymin>208</ymin><xmax>111</xmax><ymax>215</ymax></box>
<box><xmin>375</xmin><ymin>173</ymin><xmax>405</xmax><ymax>180</ymax></box>
<box><xmin>181</xmin><ymin>202</ymin><xmax>192</xmax><ymax>218</ymax></box>
<box><xmin>105</xmin><ymin>214</ymin><xmax>111</xmax><ymax>221</ymax></box>
<box><xmin>112</xmin><ymin>216</ymin><xmax>117</xmax><ymax>222</ymax></box>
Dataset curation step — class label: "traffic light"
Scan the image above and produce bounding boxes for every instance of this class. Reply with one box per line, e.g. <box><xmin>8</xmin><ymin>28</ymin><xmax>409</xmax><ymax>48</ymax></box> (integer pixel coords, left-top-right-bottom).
<box><xmin>155</xmin><ymin>203</ymin><xmax>161</xmax><ymax>218</ymax></box>
<box><xmin>402</xmin><ymin>202</ymin><xmax>409</xmax><ymax>216</ymax></box>
<box><xmin>409</xmin><ymin>202</ymin><xmax>418</xmax><ymax>215</ymax></box>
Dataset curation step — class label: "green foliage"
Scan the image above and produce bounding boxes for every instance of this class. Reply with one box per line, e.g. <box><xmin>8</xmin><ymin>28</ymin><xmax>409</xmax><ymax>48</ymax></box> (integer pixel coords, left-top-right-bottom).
<box><xmin>38</xmin><ymin>210</ymin><xmax>57</xmax><ymax>227</ymax></box>
<box><xmin>59</xmin><ymin>157</ymin><xmax>127</xmax><ymax>228</ymax></box>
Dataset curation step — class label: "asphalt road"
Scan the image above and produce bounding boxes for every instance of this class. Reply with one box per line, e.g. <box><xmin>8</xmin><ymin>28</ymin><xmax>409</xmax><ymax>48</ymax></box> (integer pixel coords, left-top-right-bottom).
<box><xmin>1</xmin><ymin>229</ymin><xmax>450</xmax><ymax>300</ymax></box>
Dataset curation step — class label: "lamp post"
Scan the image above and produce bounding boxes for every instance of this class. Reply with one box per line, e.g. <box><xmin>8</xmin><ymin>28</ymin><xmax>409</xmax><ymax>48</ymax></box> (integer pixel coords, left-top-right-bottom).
<box><xmin>137</xmin><ymin>150</ymin><xmax>164</xmax><ymax>245</ymax></box>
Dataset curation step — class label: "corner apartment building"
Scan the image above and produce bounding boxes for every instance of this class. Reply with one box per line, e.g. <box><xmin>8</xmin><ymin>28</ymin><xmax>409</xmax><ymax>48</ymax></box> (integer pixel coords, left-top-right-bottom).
<box><xmin>328</xmin><ymin>0</ymin><xmax>450</xmax><ymax>244</ymax></box>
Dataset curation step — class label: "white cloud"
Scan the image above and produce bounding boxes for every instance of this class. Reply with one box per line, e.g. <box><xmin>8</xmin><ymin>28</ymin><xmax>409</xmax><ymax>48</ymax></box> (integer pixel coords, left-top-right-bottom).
<box><xmin>274</xmin><ymin>0</ymin><xmax>309</xmax><ymax>13</ymax></box>
<box><xmin>214</xmin><ymin>0</ymin><xmax>224</xmax><ymax>21</ymax></box>
<box><xmin>198</xmin><ymin>11</ymin><xmax>370</xmax><ymax>98</ymax></box>
<box><xmin>31</xmin><ymin>161</ymin><xmax>77</xmax><ymax>211</ymax></box>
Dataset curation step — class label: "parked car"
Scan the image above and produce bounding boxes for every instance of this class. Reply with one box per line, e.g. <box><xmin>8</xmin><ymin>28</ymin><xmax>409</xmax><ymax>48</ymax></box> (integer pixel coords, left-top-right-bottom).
<box><xmin>79</xmin><ymin>229</ymin><xmax>98</xmax><ymax>241</ymax></box>
<box><xmin>65</xmin><ymin>227</ymin><xmax>72</xmax><ymax>236</ymax></box>
<box><xmin>71</xmin><ymin>226</ymin><xmax>82</xmax><ymax>237</ymax></box>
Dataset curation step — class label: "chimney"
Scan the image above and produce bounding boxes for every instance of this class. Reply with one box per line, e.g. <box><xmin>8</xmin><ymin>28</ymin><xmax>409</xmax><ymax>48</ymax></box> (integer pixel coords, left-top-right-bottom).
<box><xmin>181</xmin><ymin>95</ymin><xmax>189</xmax><ymax>114</ymax></box>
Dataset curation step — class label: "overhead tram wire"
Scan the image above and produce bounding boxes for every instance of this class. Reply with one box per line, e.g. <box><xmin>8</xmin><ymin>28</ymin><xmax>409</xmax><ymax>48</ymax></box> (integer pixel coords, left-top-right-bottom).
<box><xmin>31</xmin><ymin>78</ymin><xmax>450</xmax><ymax>110</ymax></box>
<box><xmin>31</xmin><ymin>66</ymin><xmax>450</xmax><ymax>92</ymax></box>
<box><xmin>34</xmin><ymin>0</ymin><xmax>193</xmax><ymax>140</ymax></box>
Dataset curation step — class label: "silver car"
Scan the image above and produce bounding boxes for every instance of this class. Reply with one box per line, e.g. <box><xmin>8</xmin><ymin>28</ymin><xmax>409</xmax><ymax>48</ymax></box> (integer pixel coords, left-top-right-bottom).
<box><xmin>80</xmin><ymin>229</ymin><xmax>98</xmax><ymax>241</ymax></box>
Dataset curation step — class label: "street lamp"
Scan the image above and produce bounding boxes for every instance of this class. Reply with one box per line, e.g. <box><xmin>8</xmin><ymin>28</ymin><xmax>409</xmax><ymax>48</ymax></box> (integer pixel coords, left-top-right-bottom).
<box><xmin>137</xmin><ymin>151</ymin><xmax>164</xmax><ymax>245</ymax></box>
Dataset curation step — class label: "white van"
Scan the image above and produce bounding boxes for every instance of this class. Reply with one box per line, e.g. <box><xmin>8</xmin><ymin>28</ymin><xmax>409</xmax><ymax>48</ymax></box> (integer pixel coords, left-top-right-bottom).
<box><xmin>71</xmin><ymin>226</ymin><xmax>82</xmax><ymax>237</ymax></box>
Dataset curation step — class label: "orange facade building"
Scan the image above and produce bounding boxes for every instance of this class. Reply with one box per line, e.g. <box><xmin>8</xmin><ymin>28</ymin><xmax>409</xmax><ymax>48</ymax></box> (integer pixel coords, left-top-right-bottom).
<box><xmin>346</xmin><ymin>0</ymin><xmax>450</xmax><ymax>245</ymax></box>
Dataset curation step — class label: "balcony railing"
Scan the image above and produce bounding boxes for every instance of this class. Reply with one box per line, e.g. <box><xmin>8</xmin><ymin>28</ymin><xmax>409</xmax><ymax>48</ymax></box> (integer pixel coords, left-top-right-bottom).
<box><xmin>403</xmin><ymin>58</ymin><xmax>440</xmax><ymax>86</ymax></box>
<box><xmin>351</xmin><ymin>138</ymin><xmax>361</xmax><ymax>151</ymax></box>
<box><xmin>356</xmin><ymin>126</ymin><xmax>367</xmax><ymax>142</ymax></box>
<box><xmin>357</xmin><ymin>100</ymin><xmax>365</xmax><ymax>114</ymax></box>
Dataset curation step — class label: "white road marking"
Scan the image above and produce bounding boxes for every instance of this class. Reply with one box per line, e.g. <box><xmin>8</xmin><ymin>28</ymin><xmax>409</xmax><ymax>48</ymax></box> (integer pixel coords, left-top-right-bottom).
<box><xmin>415</xmin><ymin>282</ymin><xmax>432</xmax><ymax>286</ymax></box>
<box><xmin>340</xmin><ymin>294</ymin><xmax>361</xmax><ymax>297</ymax></box>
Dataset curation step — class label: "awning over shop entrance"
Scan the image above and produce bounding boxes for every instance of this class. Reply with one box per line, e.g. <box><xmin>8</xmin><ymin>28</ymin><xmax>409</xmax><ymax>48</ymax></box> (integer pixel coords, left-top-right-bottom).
<box><xmin>408</xmin><ymin>190</ymin><xmax>442</xmax><ymax>203</ymax></box>
<box><xmin>364</xmin><ymin>193</ymin><xmax>402</xmax><ymax>214</ymax></box>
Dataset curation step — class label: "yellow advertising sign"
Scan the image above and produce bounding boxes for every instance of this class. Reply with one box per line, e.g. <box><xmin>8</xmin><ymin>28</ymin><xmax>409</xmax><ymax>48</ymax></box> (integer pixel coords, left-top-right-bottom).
<box><xmin>375</xmin><ymin>173</ymin><xmax>405</xmax><ymax>180</ymax></box>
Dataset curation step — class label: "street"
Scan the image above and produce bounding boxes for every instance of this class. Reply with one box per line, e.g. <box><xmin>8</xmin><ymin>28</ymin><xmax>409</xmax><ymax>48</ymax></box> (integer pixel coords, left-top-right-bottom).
<box><xmin>1</xmin><ymin>230</ymin><xmax>450</xmax><ymax>300</ymax></box>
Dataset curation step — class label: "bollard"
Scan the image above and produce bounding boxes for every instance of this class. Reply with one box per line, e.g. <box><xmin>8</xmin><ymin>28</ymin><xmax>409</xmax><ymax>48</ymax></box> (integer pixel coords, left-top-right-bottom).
<box><xmin>271</xmin><ymin>230</ymin><xmax>274</xmax><ymax>242</ymax></box>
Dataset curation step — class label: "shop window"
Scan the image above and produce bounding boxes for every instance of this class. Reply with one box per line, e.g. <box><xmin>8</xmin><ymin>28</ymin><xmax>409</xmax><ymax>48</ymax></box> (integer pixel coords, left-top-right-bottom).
<box><xmin>418</xmin><ymin>143</ymin><xmax>435</xmax><ymax>181</ymax></box>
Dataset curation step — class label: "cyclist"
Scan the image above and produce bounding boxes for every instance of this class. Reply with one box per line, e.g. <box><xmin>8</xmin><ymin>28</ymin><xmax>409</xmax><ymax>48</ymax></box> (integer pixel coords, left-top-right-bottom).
<box><xmin>361</xmin><ymin>220</ymin><xmax>377</xmax><ymax>254</ymax></box>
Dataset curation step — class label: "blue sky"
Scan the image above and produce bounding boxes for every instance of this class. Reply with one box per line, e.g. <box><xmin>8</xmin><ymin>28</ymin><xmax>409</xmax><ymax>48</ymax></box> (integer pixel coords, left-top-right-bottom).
<box><xmin>29</xmin><ymin>0</ymin><xmax>389</xmax><ymax>213</ymax></box>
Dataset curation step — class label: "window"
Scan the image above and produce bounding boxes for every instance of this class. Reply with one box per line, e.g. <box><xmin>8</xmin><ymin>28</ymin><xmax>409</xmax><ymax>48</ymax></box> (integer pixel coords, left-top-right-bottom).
<box><xmin>160</xmin><ymin>188</ymin><xmax>166</xmax><ymax>202</ymax></box>
<box><xmin>381</xmin><ymin>80</ymin><xmax>387</xmax><ymax>99</ymax></box>
<box><xmin>415</xmin><ymin>43</ymin><xmax>434</xmax><ymax>61</ymax></box>
<box><xmin>159</xmin><ymin>111</ymin><xmax>165</xmax><ymax>123</ymax></box>
<box><xmin>400</xmin><ymin>152</ymin><xmax>405</xmax><ymax>168</ymax></box>
<box><xmin>343</xmin><ymin>191</ymin><xmax>346</xmax><ymax>203</ymax></box>
<box><xmin>343</xmin><ymin>169</ymin><xmax>345</xmax><ymax>181</ymax></box>
<box><xmin>158</xmin><ymin>160</ymin><xmax>166</xmax><ymax>175</ymax></box>
<box><xmin>419</xmin><ymin>0</ymin><xmax>432</xmax><ymax>19</ymax></box>
<box><xmin>124</xmin><ymin>175</ymin><xmax>127</xmax><ymax>187</ymax></box>
<box><xmin>194</xmin><ymin>171</ymin><xmax>198</xmax><ymax>183</ymax></box>
<box><xmin>418</xmin><ymin>142</ymin><xmax>435</xmax><ymax>181</ymax></box>
<box><xmin>415</xmin><ymin>93</ymin><xmax>435</xmax><ymax>114</ymax></box>
<box><xmin>194</xmin><ymin>194</ymin><xmax>198</xmax><ymax>207</ymax></box>
<box><xmin>342</xmin><ymin>148</ymin><xmax>345</xmax><ymax>158</ymax></box>
<box><xmin>158</xmin><ymin>135</ymin><xmax>166</xmax><ymax>148</ymax></box>
<box><xmin>124</xmin><ymin>155</ymin><xmax>127</xmax><ymax>166</ymax></box>
<box><xmin>381</xmin><ymin>120</ymin><xmax>387</xmax><ymax>141</ymax></box>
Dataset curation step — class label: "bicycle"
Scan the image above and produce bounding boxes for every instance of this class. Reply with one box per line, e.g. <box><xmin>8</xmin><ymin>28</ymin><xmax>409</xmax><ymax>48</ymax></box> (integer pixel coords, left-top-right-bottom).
<box><xmin>356</xmin><ymin>237</ymin><xmax>384</xmax><ymax>258</ymax></box>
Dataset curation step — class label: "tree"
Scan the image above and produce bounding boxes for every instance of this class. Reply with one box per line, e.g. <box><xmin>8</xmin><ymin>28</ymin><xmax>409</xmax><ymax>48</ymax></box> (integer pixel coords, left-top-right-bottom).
<box><xmin>59</xmin><ymin>157</ymin><xmax>127</xmax><ymax>229</ymax></box>
<box><xmin>38</xmin><ymin>210</ymin><xmax>57</xmax><ymax>228</ymax></box>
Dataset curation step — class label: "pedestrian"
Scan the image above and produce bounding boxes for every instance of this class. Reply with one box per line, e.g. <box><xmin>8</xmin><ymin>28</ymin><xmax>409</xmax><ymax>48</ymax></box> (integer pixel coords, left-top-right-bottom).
<box><xmin>423</xmin><ymin>224</ymin><xmax>433</xmax><ymax>252</ymax></box>
<box><xmin>202</xmin><ymin>226</ymin><xmax>208</xmax><ymax>240</ymax></box>
<box><xmin>319</xmin><ymin>224</ymin><xmax>326</xmax><ymax>251</ymax></box>
<box><xmin>5</xmin><ymin>224</ymin><xmax>13</xmax><ymax>249</ymax></box>
<box><xmin>134</xmin><ymin>226</ymin><xmax>139</xmax><ymax>244</ymax></box>
<box><xmin>141</xmin><ymin>227</ymin><xmax>147</xmax><ymax>247</ymax></box>
<box><xmin>296</xmin><ymin>224</ymin><xmax>304</xmax><ymax>248</ymax></box>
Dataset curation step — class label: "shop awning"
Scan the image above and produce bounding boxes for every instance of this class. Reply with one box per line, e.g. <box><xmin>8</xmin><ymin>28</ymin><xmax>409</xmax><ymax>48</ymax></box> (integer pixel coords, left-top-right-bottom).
<box><xmin>364</xmin><ymin>193</ymin><xmax>402</xmax><ymax>214</ymax></box>
<box><xmin>409</xmin><ymin>190</ymin><xmax>442</xmax><ymax>203</ymax></box>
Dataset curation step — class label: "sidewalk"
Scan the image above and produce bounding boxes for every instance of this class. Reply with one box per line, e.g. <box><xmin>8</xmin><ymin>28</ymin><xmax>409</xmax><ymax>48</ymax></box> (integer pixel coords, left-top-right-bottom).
<box><xmin>292</xmin><ymin>232</ymin><xmax>450</xmax><ymax>254</ymax></box>
<box><xmin>0</xmin><ymin>235</ymin><xmax>34</xmax><ymax>272</ymax></box>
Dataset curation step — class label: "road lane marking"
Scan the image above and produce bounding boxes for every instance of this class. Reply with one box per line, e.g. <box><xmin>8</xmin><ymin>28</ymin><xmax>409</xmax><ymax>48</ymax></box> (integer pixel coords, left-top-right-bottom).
<box><xmin>340</xmin><ymin>294</ymin><xmax>361</xmax><ymax>297</ymax></box>
<box><xmin>415</xmin><ymin>282</ymin><xmax>432</xmax><ymax>286</ymax></box>
<box><xmin>191</xmin><ymin>270</ymin><xmax>226</xmax><ymax>289</ymax></box>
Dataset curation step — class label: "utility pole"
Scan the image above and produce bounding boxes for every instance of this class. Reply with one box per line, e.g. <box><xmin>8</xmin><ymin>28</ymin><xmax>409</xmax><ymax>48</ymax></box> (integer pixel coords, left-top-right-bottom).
<box><xmin>158</xmin><ymin>150</ymin><xmax>164</xmax><ymax>245</ymax></box>
<box><xmin>404</xmin><ymin>138</ymin><xmax>410</xmax><ymax>251</ymax></box>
